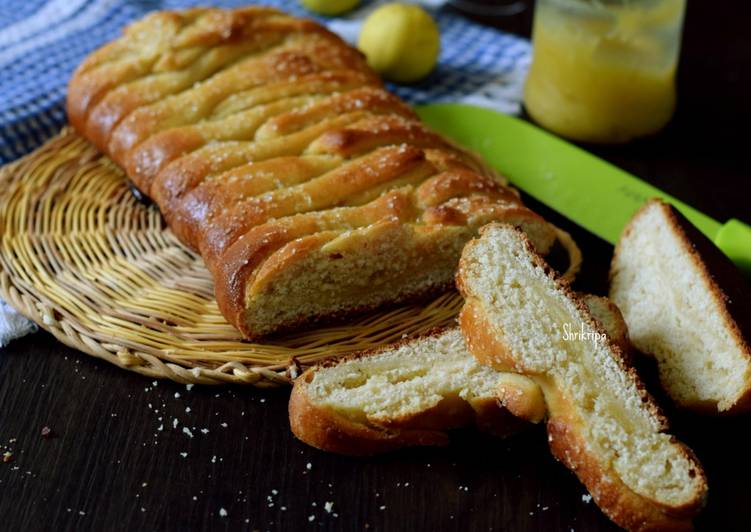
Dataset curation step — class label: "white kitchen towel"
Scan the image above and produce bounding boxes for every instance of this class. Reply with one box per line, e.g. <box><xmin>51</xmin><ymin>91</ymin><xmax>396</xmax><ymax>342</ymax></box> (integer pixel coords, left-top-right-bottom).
<box><xmin>0</xmin><ymin>300</ymin><xmax>37</xmax><ymax>348</ymax></box>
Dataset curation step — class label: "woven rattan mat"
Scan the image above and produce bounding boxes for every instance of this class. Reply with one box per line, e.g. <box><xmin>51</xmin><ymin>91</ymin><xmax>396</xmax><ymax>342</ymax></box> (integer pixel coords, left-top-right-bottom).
<box><xmin>0</xmin><ymin>129</ymin><xmax>464</xmax><ymax>386</ymax></box>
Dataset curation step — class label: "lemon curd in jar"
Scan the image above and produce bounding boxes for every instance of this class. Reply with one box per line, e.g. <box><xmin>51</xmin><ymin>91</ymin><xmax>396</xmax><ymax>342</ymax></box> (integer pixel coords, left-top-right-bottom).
<box><xmin>524</xmin><ymin>0</ymin><xmax>686</xmax><ymax>143</ymax></box>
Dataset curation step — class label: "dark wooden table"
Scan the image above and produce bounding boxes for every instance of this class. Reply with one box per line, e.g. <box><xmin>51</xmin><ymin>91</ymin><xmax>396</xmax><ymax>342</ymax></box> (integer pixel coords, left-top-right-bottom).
<box><xmin>2</xmin><ymin>2</ymin><xmax>750</xmax><ymax>531</ymax></box>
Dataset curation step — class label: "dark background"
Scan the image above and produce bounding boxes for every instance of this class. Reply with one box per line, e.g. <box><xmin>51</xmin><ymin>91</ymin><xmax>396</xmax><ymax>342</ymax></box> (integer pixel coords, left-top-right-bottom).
<box><xmin>2</xmin><ymin>1</ymin><xmax>750</xmax><ymax>530</ymax></box>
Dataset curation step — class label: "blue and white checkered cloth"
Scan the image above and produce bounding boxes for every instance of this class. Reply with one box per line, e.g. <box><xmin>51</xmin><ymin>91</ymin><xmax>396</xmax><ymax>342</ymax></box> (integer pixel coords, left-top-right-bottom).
<box><xmin>0</xmin><ymin>0</ymin><xmax>531</xmax><ymax>165</ymax></box>
<box><xmin>0</xmin><ymin>0</ymin><xmax>531</xmax><ymax>346</ymax></box>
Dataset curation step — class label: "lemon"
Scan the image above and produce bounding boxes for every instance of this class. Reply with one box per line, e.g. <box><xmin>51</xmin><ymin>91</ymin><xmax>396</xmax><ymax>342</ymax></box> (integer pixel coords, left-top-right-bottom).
<box><xmin>300</xmin><ymin>0</ymin><xmax>360</xmax><ymax>16</ymax></box>
<box><xmin>358</xmin><ymin>3</ymin><xmax>441</xmax><ymax>83</ymax></box>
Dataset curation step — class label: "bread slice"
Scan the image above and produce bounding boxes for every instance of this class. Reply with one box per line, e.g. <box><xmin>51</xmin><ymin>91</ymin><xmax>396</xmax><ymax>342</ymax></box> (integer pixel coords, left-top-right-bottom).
<box><xmin>289</xmin><ymin>295</ymin><xmax>629</xmax><ymax>456</ymax></box>
<box><xmin>457</xmin><ymin>223</ymin><xmax>707</xmax><ymax>532</ymax></box>
<box><xmin>289</xmin><ymin>328</ymin><xmax>541</xmax><ymax>456</ymax></box>
<box><xmin>610</xmin><ymin>199</ymin><xmax>751</xmax><ymax>413</ymax></box>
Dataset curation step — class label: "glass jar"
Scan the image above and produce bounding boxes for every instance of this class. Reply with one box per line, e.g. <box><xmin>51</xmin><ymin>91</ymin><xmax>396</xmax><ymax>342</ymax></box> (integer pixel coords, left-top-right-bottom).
<box><xmin>524</xmin><ymin>0</ymin><xmax>686</xmax><ymax>143</ymax></box>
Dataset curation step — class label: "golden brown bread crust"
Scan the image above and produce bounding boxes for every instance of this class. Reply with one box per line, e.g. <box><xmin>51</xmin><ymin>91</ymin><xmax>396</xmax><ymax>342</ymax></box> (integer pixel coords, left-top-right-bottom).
<box><xmin>67</xmin><ymin>7</ymin><xmax>558</xmax><ymax>338</ymax></box>
<box><xmin>459</xmin><ymin>297</ymin><xmax>520</xmax><ymax>373</ymax></box>
<box><xmin>288</xmin><ymin>328</ymin><xmax>530</xmax><ymax>455</ymax></box>
<box><xmin>494</xmin><ymin>373</ymin><xmax>547</xmax><ymax>424</ymax></box>
<box><xmin>545</xmin><ymin>405</ymin><xmax>702</xmax><ymax>532</ymax></box>
<box><xmin>610</xmin><ymin>199</ymin><xmax>751</xmax><ymax>414</ymax></box>
<box><xmin>457</xmin><ymin>224</ymin><xmax>707</xmax><ymax>532</ymax></box>
<box><xmin>289</xmin><ymin>374</ymin><xmax>450</xmax><ymax>456</ymax></box>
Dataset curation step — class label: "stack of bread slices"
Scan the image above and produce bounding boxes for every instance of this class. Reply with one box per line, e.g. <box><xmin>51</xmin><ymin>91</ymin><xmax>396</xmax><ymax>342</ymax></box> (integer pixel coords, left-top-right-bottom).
<box><xmin>289</xmin><ymin>197</ymin><xmax>751</xmax><ymax>531</ymax></box>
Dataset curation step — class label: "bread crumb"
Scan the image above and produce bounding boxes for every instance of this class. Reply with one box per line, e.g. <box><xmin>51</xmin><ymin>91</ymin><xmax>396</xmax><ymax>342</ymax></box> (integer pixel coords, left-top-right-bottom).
<box><xmin>174</xmin><ymin>392</ymin><xmax>181</xmax><ymax>399</ymax></box>
<box><xmin>186</xmin><ymin>384</ymin><xmax>194</xmax><ymax>391</ymax></box>
<box><xmin>306</xmin><ymin>462</ymin><xmax>312</xmax><ymax>470</ymax></box>
<box><xmin>324</xmin><ymin>502</ymin><xmax>334</xmax><ymax>513</ymax></box>
<box><xmin>308</xmin><ymin>515</ymin><xmax>315</xmax><ymax>522</ymax></box>
<box><xmin>2</xmin><ymin>452</ymin><xmax>12</xmax><ymax>463</ymax></box>
<box><xmin>582</xmin><ymin>494</ymin><xmax>592</xmax><ymax>503</ymax></box>
<box><xmin>219</xmin><ymin>508</ymin><xmax>227</xmax><ymax>517</ymax></box>
<box><xmin>182</xmin><ymin>427</ymin><xmax>193</xmax><ymax>438</ymax></box>
<box><xmin>179</xmin><ymin>452</ymin><xmax>188</xmax><ymax>458</ymax></box>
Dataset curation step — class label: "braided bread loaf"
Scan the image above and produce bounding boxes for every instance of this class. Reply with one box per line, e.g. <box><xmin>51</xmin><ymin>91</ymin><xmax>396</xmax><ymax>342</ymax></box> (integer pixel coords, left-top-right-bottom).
<box><xmin>67</xmin><ymin>7</ymin><xmax>558</xmax><ymax>338</ymax></box>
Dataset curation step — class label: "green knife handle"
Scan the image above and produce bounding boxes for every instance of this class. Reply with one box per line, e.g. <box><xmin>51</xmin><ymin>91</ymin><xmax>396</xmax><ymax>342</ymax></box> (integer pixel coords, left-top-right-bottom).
<box><xmin>715</xmin><ymin>219</ymin><xmax>751</xmax><ymax>277</ymax></box>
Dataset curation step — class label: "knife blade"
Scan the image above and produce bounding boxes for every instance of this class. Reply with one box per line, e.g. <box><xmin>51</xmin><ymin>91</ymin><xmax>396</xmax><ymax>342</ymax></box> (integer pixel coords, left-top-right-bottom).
<box><xmin>415</xmin><ymin>103</ymin><xmax>751</xmax><ymax>275</ymax></box>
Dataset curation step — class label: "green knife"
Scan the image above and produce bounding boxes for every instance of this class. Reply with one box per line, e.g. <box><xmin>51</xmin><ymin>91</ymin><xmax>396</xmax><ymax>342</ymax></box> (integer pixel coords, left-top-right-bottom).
<box><xmin>416</xmin><ymin>103</ymin><xmax>751</xmax><ymax>275</ymax></box>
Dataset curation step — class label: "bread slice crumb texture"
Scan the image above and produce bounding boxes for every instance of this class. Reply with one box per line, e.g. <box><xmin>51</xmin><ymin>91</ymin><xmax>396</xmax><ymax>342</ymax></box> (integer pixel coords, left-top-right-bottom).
<box><xmin>610</xmin><ymin>199</ymin><xmax>751</xmax><ymax>412</ymax></box>
<box><xmin>306</xmin><ymin>329</ymin><xmax>500</xmax><ymax>423</ymax></box>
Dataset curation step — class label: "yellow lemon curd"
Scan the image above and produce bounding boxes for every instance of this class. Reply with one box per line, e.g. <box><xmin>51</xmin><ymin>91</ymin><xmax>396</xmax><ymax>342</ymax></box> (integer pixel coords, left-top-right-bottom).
<box><xmin>524</xmin><ymin>0</ymin><xmax>686</xmax><ymax>143</ymax></box>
